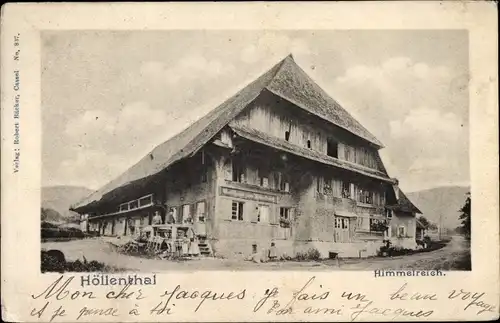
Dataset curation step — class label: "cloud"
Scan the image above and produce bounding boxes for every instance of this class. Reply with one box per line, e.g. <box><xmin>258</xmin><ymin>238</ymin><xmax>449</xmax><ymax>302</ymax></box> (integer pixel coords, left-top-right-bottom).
<box><xmin>389</xmin><ymin>107</ymin><xmax>463</xmax><ymax>139</ymax></box>
<box><xmin>138</xmin><ymin>54</ymin><xmax>235</xmax><ymax>87</ymax></box>
<box><xmin>65</xmin><ymin>101</ymin><xmax>169</xmax><ymax>139</ymax></box>
<box><xmin>62</xmin><ymin>101</ymin><xmax>177</xmax><ymax>185</ymax></box>
<box><xmin>329</xmin><ymin>56</ymin><xmax>469</xmax><ymax>191</ymax></box>
<box><xmin>333</xmin><ymin>56</ymin><xmax>466</xmax><ymax>124</ymax></box>
<box><xmin>59</xmin><ymin>149</ymin><xmax>130</xmax><ymax>189</ymax></box>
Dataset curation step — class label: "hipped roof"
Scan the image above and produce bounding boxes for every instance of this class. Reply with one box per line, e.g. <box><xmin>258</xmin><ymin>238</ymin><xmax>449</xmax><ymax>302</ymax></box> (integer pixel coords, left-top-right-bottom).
<box><xmin>388</xmin><ymin>188</ymin><xmax>422</xmax><ymax>214</ymax></box>
<box><xmin>73</xmin><ymin>54</ymin><xmax>383</xmax><ymax>212</ymax></box>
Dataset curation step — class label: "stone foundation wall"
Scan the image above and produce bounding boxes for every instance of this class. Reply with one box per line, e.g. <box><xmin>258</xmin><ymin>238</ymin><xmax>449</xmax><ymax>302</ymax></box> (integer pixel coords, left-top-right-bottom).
<box><xmin>212</xmin><ymin>237</ymin><xmax>387</xmax><ymax>259</ymax></box>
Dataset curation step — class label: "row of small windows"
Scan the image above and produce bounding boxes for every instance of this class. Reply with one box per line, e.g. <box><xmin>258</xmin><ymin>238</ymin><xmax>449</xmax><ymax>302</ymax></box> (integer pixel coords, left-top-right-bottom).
<box><xmin>232</xmin><ymin>159</ymin><xmax>290</xmax><ymax>192</ymax></box>
<box><xmin>119</xmin><ymin>194</ymin><xmax>154</xmax><ymax>212</ymax></box>
<box><xmin>282</xmin><ymin>128</ymin><xmax>377</xmax><ymax>169</ymax></box>
<box><xmin>284</xmin><ymin>130</ymin><xmax>338</xmax><ymax>157</ymax></box>
<box><xmin>231</xmin><ymin>201</ymin><xmax>292</xmax><ymax>224</ymax></box>
<box><xmin>317</xmin><ymin>177</ymin><xmax>385</xmax><ymax>206</ymax></box>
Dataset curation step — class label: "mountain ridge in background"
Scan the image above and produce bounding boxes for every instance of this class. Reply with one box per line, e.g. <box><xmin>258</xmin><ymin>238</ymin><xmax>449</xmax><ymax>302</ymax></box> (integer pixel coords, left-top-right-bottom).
<box><xmin>407</xmin><ymin>185</ymin><xmax>470</xmax><ymax>230</ymax></box>
<box><xmin>41</xmin><ymin>185</ymin><xmax>93</xmax><ymax>223</ymax></box>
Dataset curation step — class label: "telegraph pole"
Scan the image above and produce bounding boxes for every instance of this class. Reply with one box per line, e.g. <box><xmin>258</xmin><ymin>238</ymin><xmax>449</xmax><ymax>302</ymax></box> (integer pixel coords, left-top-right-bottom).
<box><xmin>438</xmin><ymin>213</ymin><xmax>442</xmax><ymax>240</ymax></box>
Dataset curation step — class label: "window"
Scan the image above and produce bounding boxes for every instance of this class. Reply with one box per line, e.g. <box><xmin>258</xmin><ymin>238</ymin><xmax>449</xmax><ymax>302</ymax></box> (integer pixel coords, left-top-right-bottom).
<box><xmin>356</xmin><ymin>187</ymin><xmax>375</xmax><ymax>204</ymax></box>
<box><xmin>370</xmin><ymin>218</ymin><xmax>387</xmax><ymax>232</ymax></box>
<box><xmin>327</xmin><ymin>139</ymin><xmax>338</xmax><ymax>158</ymax></box>
<box><xmin>332</xmin><ymin>179</ymin><xmax>342</xmax><ymax>197</ymax></box>
<box><xmin>119</xmin><ymin>203</ymin><xmax>129</xmax><ymax>212</ymax></box>
<box><xmin>317</xmin><ymin>176</ymin><xmax>324</xmax><ymax>194</ymax></box>
<box><xmin>342</xmin><ymin>182</ymin><xmax>351</xmax><ymax>198</ymax></box>
<box><xmin>397</xmin><ymin>226</ymin><xmax>406</xmax><ymax>237</ymax></box>
<box><xmin>259</xmin><ymin>168</ymin><xmax>269</xmax><ymax>188</ymax></box>
<box><xmin>323</xmin><ymin>177</ymin><xmax>333</xmax><ymax>195</ymax></box>
<box><xmin>366</xmin><ymin>191</ymin><xmax>374</xmax><ymax>204</ymax></box>
<box><xmin>139</xmin><ymin>195</ymin><xmax>153</xmax><ymax>207</ymax></box>
<box><xmin>231</xmin><ymin>201</ymin><xmax>244</xmax><ymax>221</ymax></box>
<box><xmin>385</xmin><ymin>209</ymin><xmax>393</xmax><ymax>218</ymax></box>
<box><xmin>344</xmin><ymin>145</ymin><xmax>352</xmax><ymax>162</ymax></box>
<box><xmin>307</xmin><ymin>140</ymin><xmax>311</xmax><ymax>149</ymax></box>
<box><xmin>129</xmin><ymin>200</ymin><xmax>138</xmax><ymax>210</ymax></box>
<box><xmin>232</xmin><ymin>158</ymin><xmax>245</xmax><ymax>183</ymax></box>
<box><xmin>275</xmin><ymin>172</ymin><xmax>290</xmax><ymax>192</ymax></box>
<box><xmin>280</xmin><ymin>207</ymin><xmax>290</xmax><ymax>220</ymax></box>
<box><xmin>196</xmin><ymin>201</ymin><xmax>206</xmax><ymax>222</ymax></box>
<box><xmin>342</xmin><ymin>218</ymin><xmax>349</xmax><ymax>229</ymax></box>
<box><xmin>201</xmin><ymin>166</ymin><xmax>208</xmax><ymax>183</ymax></box>
<box><xmin>285</xmin><ymin>131</ymin><xmax>290</xmax><ymax>141</ymax></box>
<box><xmin>182</xmin><ymin>204</ymin><xmax>192</xmax><ymax>224</ymax></box>
<box><xmin>257</xmin><ymin>205</ymin><xmax>269</xmax><ymax>223</ymax></box>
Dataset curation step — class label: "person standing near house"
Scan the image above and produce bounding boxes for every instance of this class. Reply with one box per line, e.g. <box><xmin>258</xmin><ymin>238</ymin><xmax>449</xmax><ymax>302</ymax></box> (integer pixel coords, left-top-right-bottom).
<box><xmin>187</xmin><ymin>227</ymin><xmax>200</xmax><ymax>255</ymax></box>
<box><xmin>166</xmin><ymin>208</ymin><xmax>177</xmax><ymax>224</ymax></box>
<box><xmin>268</xmin><ymin>242</ymin><xmax>277</xmax><ymax>261</ymax></box>
<box><xmin>127</xmin><ymin>218</ymin><xmax>136</xmax><ymax>236</ymax></box>
<box><xmin>152</xmin><ymin>210</ymin><xmax>162</xmax><ymax>235</ymax></box>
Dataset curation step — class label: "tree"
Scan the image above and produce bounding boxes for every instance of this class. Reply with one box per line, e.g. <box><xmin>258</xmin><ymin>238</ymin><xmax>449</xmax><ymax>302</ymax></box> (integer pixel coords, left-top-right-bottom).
<box><xmin>417</xmin><ymin>215</ymin><xmax>436</xmax><ymax>230</ymax></box>
<box><xmin>458</xmin><ymin>192</ymin><xmax>471</xmax><ymax>239</ymax></box>
<box><xmin>428</xmin><ymin>222</ymin><xmax>438</xmax><ymax>230</ymax></box>
<box><xmin>417</xmin><ymin>215</ymin><xmax>431</xmax><ymax>228</ymax></box>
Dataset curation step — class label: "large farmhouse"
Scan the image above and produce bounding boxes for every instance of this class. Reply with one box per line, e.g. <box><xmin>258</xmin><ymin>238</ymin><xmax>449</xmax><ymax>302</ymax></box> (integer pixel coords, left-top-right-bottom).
<box><xmin>72</xmin><ymin>54</ymin><xmax>422</xmax><ymax>258</ymax></box>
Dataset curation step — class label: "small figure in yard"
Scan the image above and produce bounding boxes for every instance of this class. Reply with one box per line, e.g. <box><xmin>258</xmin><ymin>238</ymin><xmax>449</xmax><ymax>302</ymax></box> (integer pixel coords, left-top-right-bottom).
<box><xmin>152</xmin><ymin>211</ymin><xmax>162</xmax><ymax>225</ymax></box>
<box><xmin>268</xmin><ymin>242</ymin><xmax>277</xmax><ymax>261</ymax></box>
<box><xmin>152</xmin><ymin>211</ymin><xmax>162</xmax><ymax>235</ymax></box>
<box><xmin>181</xmin><ymin>235</ymin><xmax>190</xmax><ymax>256</ymax></box>
<box><xmin>167</xmin><ymin>208</ymin><xmax>176</xmax><ymax>224</ymax></box>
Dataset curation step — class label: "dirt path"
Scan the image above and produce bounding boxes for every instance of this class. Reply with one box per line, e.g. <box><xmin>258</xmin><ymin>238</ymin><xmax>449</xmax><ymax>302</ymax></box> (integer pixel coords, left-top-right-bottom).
<box><xmin>42</xmin><ymin>236</ymin><xmax>470</xmax><ymax>272</ymax></box>
<box><xmin>335</xmin><ymin>235</ymin><xmax>470</xmax><ymax>270</ymax></box>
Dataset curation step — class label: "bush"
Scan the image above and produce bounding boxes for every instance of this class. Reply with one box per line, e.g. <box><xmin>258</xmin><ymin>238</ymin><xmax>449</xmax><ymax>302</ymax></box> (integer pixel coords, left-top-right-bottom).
<box><xmin>423</xmin><ymin>235</ymin><xmax>432</xmax><ymax>245</ymax></box>
<box><xmin>41</xmin><ymin>250</ymin><xmax>124</xmax><ymax>272</ymax></box>
<box><xmin>295</xmin><ymin>248</ymin><xmax>321</xmax><ymax>261</ymax></box>
<box><xmin>41</xmin><ymin>226</ymin><xmax>85</xmax><ymax>240</ymax></box>
<box><xmin>377</xmin><ymin>244</ymin><xmax>415</xmax><ymax>257</ymax></box>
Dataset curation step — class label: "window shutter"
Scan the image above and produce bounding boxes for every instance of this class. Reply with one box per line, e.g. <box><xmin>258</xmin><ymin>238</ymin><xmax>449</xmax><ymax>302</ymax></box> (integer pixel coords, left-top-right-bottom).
<box><xmin>338</xmin><ymin>143</ymin><xmax>345</xmax><ymax>159</ymax></box>
<box><xmin>317</xmin><ymin>176</ymin><xmax>324</xmax><ymax>193</ymax></box>
<box><xmin>253</xmin><ymin>206</ymin><xmax>259</xmax><ymax>222</ymax></box>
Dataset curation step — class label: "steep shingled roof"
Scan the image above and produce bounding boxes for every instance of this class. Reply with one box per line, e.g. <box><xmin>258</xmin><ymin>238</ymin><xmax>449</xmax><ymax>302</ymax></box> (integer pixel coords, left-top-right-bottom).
<box><xmin>388</xmin><ymin>188</ymin><xmax>423</xmax><ymax>214</ymax></box>
<box><xmin>73</xmin><ymin>54</ymin><xmax>383</xmax><ymax>211</ymax></box>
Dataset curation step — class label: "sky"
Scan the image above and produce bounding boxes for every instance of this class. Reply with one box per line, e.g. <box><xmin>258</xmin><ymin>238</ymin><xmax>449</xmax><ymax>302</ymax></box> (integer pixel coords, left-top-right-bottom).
<box><xmin>41</xmin><ymin>30</ymin><xmax>469</xmax><ymax>193</ymax></box>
